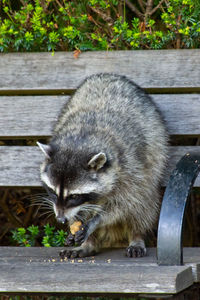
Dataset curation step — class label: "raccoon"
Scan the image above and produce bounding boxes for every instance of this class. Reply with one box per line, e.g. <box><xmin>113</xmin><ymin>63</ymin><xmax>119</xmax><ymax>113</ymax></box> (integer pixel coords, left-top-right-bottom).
<box><xmin>37</xmin><ymin>73</ymin><xmax>168</xmax><ymax>258</ymax></box>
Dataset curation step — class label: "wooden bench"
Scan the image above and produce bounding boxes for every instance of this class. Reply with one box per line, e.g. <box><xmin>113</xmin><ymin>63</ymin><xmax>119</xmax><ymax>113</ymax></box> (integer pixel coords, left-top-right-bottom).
<box><xmin>0</xmin><ymin>50</ymin><xmax>200</xmax><ymax>299</ymax></box>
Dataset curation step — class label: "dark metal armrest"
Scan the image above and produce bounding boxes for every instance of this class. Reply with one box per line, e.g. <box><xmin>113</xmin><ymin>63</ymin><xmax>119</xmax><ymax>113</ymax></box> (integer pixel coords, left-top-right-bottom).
<box><xmin>157</xmin><ymin>153</ymin><xmax>200</xmax><ymax>266</ymax></box>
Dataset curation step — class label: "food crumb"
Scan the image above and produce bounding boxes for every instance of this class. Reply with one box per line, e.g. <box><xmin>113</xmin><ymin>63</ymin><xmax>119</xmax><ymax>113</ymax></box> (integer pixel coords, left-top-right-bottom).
<box><xmin>71</xmin><ymin>259</ymin><xmax>75</xmax><ymax>263</ymax></box>
<box><xmin>90</xmin><ymin>260</ymin><xmax>95</xmax><ymax>264</ymax></box>
<box><xmin>64</xmin><ymin>257</ymin><xmax>68</xmax><ymax>262</ymax></box>
<box><xmin>78</xmin><ymin>259</ymin><xmax>83</xmax><ymax>263</ymax></box>
<box><xmin>52</xmin><ymin>259</ymin><xmax>56</xmax><ymax>262</ymax></box>
<box><xmin>70</xmin><ymin>221</ymin><xmax>82</xmax><ymax>235</ymax></box>
<box><xmin>107</xmin><ymin>259</ymin><xmax>111</xmax><ymax>263</ymax></box>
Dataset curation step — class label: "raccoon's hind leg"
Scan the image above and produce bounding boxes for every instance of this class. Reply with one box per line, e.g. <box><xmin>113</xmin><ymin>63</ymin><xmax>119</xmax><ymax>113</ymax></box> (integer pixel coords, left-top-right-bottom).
<box><xmin>126</xmin><ymin>235</ymin><xmax>146</xmax><ymax>258</ymax></box>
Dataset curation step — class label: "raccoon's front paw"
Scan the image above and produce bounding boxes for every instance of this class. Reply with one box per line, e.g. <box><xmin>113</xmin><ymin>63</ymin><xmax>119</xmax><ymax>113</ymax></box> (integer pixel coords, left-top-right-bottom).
<box><xmin>59</xmin><ymin>248</ymin><xmax>82</xmax><ymax>259</ymax></box>
<box><xmin>65</xmin><ymin>233</ymin><xmax>75</xmax><ymax>246</ymax></box>
<box><xmin>74</xmin><ymin>223</ymin><xmax>88</xmax><ymax>246</ymax></box>
<box><xmin>59</xmin><ymin>246</ymin><xmax>96</xmax><ymax>259</ymax></box>
<box><xmin>65</xmin><ymin>223</ymin><xmax>88</xmax><ymax>247</ymax></box>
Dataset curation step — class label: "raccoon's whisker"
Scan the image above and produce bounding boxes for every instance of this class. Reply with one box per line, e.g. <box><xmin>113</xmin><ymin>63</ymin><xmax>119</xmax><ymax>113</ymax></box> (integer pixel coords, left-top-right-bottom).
<box><xmin>38</xmin><ymin>206</ymin><xmax>53</xmax><ymax>212</ymax></box>
<box><xmin>33</xmin><ymin>199</ymin><xmax>50</xmax><ymax>204</ymax></box>
<box><xmin>39</xmin><ymin>211</ymin><xmax>54</xmax><ymax>218</ymax></box>
<box><xmin>30</xmin><ymin>198</ymin><xmax>54</xmax><ymax>206</ymax></box>
<box><xmin>44</xmin><ymin>214</ymin><xmax>55</xmax><ymax>222</ymax></box>
<box><xmin>41</xmin><ymin>196</ymin><xmax>54</xmax><ymax>202</ymax></box>
<box><xmin>78</xmin><ymin>204</ymin><xmax>106</xmax><ymax>219</ymax></box>
<box><xmin>81</xmin><ymin>204</ymin><xmax>105</xmax><ymax>213</ymax></box>
<box><xmin>27</xmin><ymin>193</ymin><xmax>45</xmax><ymax>199</ymax></box>
<box><xmin>27</xmin><ymin>194</ymin><xmax>49</xmax><ymax>202</ymax></box>
<box><xmin>38</xmin><ymin>207</ymin><xmax>53</xmax><ymax>212</ymax></box>
<box><xmin>28</xmin><ymin>202</ymin><xmax>53</xmax><ymax>209</ymax></box>
<box><xmin>29</xmin><ymin>194</ymin><xmax>52</xmax><ymax>200</ymax></box>
<box><xmin>28</xmin><ymin>203</ymin><xmax>43</xmax><ymax>208</ymax></box>
<box><xmin>34</xmin><ymin>197</ymin><xmax>54</xmax><ymax>204</ymax></box>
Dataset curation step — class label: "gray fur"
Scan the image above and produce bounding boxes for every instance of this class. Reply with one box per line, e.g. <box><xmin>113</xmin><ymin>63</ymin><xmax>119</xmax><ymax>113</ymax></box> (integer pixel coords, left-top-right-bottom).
<box><xmin>38</xmin><ymin>73</ymin><xmax>168</xmax><ymax>257</ymax></box>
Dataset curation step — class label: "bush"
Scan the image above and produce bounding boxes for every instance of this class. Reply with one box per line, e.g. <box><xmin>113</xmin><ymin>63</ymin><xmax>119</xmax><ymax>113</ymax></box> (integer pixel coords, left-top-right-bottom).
<box><xmin>11</xmin><ymin>224</ymin><xmax>67</xmax><ymax>247</ymax></box>
<box><xmin>0</xmin><ymin>0</ymin><xmax>200</xmax><ymax>51</ymax></box>
<box><xmin>0</xmin><ymin>0</ymin><xmax>200</xmax><ymax>52</ymax></box>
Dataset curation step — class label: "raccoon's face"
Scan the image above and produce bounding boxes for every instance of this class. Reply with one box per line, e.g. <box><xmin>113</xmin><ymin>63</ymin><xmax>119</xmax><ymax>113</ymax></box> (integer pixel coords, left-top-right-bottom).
<box><xmin>37</xmin><ymin>142</ymin><xmax>116</xmax><ymax>223</ymax></box>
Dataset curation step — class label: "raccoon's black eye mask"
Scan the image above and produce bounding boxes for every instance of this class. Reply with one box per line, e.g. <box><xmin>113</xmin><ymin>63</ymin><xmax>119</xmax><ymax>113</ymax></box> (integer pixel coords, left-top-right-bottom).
<box><xmin>64</xmin><ymin>192</ymin><xmax>99</xmax><ymax>209</ymax></box>
<box><xmin>43</xmin><ymin>183</ymin><xmax>99</xmax><ymax>208</ymax></box>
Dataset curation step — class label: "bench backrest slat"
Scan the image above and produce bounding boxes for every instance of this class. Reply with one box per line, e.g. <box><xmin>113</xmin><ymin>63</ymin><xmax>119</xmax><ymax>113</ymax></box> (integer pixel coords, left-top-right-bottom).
<box><xmin>0</xmin><ymin>94</ymin><xmax>200</xmax><ymax>137</ymax></box>
<box><xmin>0</xmin><ymin>50</ymin><xmax>200</xmax><ymax>93</ymax></box>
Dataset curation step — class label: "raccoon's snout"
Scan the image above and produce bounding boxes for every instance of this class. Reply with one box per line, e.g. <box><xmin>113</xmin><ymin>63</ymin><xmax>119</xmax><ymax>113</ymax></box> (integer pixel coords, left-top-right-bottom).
<box><xmin>57</xmin><ymin>216</ymin><xmax>66</xmax><ymax>224</ymax></box>
<box><xmin>54</xmin><ymin>204</ymin><xmax>66</xmax><ymax>224</ymax></box>
<box><xmin>56</xmin><ymin>209</ymin><xmax>66</xmax><ymax>224</ymax></box>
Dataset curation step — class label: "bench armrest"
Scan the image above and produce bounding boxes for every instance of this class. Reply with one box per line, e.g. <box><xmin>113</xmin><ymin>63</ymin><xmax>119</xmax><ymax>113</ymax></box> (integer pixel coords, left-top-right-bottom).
<box><xmin>157</xmin><ymin>152</ymin><xmax>200</xmax><ymax>266</ymax></box>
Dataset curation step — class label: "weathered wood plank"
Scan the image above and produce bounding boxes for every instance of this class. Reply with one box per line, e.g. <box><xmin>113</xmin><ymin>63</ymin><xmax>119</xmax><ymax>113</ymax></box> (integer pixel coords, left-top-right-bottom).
<box><xmin>153</xmin><ymin>94</ymin><xmax>200</xmax><ymax>136</ymax></box>
<box><xmin>0</xmin><ymin>95</ymin><xmax>67</xmax><ymax>138</ymax></box>
<box><xmin>0</xmin><ymin>248</ymin><xmax>199</xmax><ymax>282</ymax></box>
<box><xmin>0</xmin><ymin>50</ymin><xmax>200</xmax><ymax>92</ymax></box>
<box><xmin>0</xmin><ymin>146</ymin><xmax>199</xmax><ymax>187</ymax></box>
<box><xmin>0</xmin><ymin>94</ymin><xmax>200</xmax><ymax>137</ymax></box>
<box><xmin>0</xmin><ymin>263</ymin><xmax>192</xmax><ymax>294</ymax></box>
<box><xmin>0</xmin><ymin>247</ymin><xmax>195</xmax><ymax>294</ymax></box>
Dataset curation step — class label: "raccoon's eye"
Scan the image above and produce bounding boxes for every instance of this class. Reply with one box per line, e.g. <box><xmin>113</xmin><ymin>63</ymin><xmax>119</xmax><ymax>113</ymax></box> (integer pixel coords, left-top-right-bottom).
<box><xmin>71</xmin><ymin>194</ymin><xmax>78</xmax><ymax>199</ymax></box>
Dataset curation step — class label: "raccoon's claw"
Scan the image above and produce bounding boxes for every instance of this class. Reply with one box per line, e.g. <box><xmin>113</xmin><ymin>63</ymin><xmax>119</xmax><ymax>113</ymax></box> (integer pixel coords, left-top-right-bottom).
<box><xmin>67</xmin><ymin>249</ymin><xmax>85</xmax><ymax>258</ymax></box>
<box><xmin>65</xmin><ymin>233</ymin><xmax>75</xmax><ymax>246</ymax></box>
<box><xmin>60</xmin><ymin>249</ymin><xmax>81</xmax><ymax>259</ymax></box>
<box><xmin>59</xmin><ymin>249</ymin><xmax>77</xmax><ymax>259</ymax></box>
<box><xmin>74</xmin><ymin>224</ymin><xmax>88</xmax><ymax>246</ymax></box>
<box><xmin>59</xmin><ymin>246</ymin><xmax>95</xmax><ymax>259</ymax></box>
<box><xmin>59</xmin><ymin>249</ymin><xmax>67</xmax><ymax>259</ymax></box>
<box><xmin>126</xmin><ymin>245</ymin><xmax>146</xmax><ymax>258</ymax></box>
<box><xmin>64</xmin><ymin>224</ymin><xmax>88</xmax><ymax>247</ymax></box>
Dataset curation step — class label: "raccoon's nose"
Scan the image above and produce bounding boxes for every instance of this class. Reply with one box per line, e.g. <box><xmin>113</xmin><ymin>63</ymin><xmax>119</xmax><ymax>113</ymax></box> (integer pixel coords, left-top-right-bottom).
<box><xmin>57</xmin><ymin>216</ymin><xmax>66</xmax><ymax>224</ymax></box>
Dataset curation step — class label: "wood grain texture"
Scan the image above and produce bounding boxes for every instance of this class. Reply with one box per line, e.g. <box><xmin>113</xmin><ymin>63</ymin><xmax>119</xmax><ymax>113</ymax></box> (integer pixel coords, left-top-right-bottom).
<box><xmin>0</xmin><ymin>146</ymin><xmax>199</xmax><ymax>187</ymax></box>
<box><xmin>0</xmin><ymin>50</ymin><xmax>200</xmax><ymax>92</ymax></box>
<box><xmin>0</xmin><ymin>247</ymin><xmax>195</xmax><ymax>294</ymax></box>
<box><xmin>0</xmin><ymin>247</ymin><xmax>199</xmax><ymax>282</ymax></box>
<box><xmin>0</xmin><ymin>94</ymin><xmax>200</xmax><ymax>137</ymax></box>
<box><xmin>0</xmin><ymin>96</ymin><xmax>67</xmax><ymax>137</ymax></box>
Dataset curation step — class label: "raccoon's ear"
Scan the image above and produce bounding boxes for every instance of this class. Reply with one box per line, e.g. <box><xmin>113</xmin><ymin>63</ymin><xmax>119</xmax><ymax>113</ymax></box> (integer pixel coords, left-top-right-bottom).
<box><xmin>88</xmin><ymin>152</ymin><xmax>107</xmax><ymax>171</ymax></box>
<box><xmin>37</xmin><ymin>142</ymin><xmax>52</xmax><ymax>159</ymax></box>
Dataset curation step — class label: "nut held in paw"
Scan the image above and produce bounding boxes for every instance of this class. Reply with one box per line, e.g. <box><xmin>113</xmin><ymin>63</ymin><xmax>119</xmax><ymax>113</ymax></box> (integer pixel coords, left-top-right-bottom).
<box><xmin>70</xmin><ymin>221</ymin><xmax>82</xmax><ymax>235</ymax></box>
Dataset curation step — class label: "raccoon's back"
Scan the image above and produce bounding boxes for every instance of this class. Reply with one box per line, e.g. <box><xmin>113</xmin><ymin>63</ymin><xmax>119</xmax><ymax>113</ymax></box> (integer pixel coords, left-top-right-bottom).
<box><xmin>54</xmin><ymin>73</ymin><xmax>166</xmax><ymax>150</ymax></box>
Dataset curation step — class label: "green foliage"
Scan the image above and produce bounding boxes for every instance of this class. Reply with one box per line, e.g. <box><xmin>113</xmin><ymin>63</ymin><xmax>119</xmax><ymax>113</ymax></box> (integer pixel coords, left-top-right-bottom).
<box><xmin>0</xmin><ymin>0</ymin><xmax>199</xmax><ymax>51</ymax></box>
<box><xmin>42</xmin><ymin>224</ymin><xmax>67</xmax><ymax>247</ymax></box>
<box><xmin>11</xmin><ymin>224</ymin><xmax>67</xmax><ymax>247</ymax></box>
<box><xmin>11</xmin><ymin>225</ymin><xmax>39</xmax><ymax>247</ymax></box>
<box><xmin>161</xmin><ymin>0</ymin><xmax>200</xmax><ymax>48</ymax></box>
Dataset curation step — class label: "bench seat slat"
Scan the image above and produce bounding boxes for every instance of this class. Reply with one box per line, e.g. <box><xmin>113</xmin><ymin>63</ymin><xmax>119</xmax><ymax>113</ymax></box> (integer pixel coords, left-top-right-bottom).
<box><xmin>0</xmin><ymin>94</ymin><xmax>200</xmax><ymax>137</ymax></box>
<box><xmin>0</xmin><ymin>247</ymin><xmax>196</xmax><ymax>294</ymax></box>
<box><xmin>0</xmin><ymin>50</ymin><xmax>200</xmax><ymax>92</ymax></box>
<box><xmin>0</xmin><ymin>146</ymin><xmax>200</xmax><ymax>187</ymax></box>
